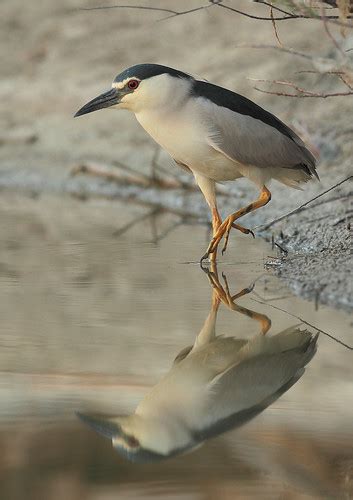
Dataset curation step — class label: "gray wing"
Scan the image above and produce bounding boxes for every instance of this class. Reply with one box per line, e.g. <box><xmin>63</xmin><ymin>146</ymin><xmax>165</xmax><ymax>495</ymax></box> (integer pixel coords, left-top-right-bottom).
<box><xmin>192</xmin><ymin>334</ymin><xmax>318</xmax><ymax>440</ymax></box>
<box><xmin>201</xmin><ymin>98</ymin><xmax>317</xmax><ymax>174</ymax></box>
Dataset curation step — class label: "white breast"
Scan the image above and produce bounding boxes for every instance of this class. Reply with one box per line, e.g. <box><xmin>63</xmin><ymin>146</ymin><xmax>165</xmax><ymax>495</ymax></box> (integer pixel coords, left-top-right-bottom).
<box><xmin>135</xmin><ymin>100</ymin><xmax>242</xmax><ymax>181</ymax></box>
<box><xmin>136</xmin><ymin>100</ymin><xmax>209</xmax><ymax>162</ymax></box>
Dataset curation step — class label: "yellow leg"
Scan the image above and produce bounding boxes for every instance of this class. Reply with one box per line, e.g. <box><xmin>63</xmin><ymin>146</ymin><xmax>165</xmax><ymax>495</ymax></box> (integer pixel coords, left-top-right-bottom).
<box><xmin>202</xmin><ymin>186</ymin><xmax>271</xmax><ymax>261</ymax></box>
<box><xmin>209</xmin><ymin>209</ymin><xmax>255</xmax><ymax>263</ymax></box>
<box><xmin>210</xmin><ymin>207</ymin><xmax>222</xmax><ymax>263</ymax></box>
<box><xmin>202</xmin><ymin>264</ymin><xmax>271</xmax><ymax>335</ymax></box>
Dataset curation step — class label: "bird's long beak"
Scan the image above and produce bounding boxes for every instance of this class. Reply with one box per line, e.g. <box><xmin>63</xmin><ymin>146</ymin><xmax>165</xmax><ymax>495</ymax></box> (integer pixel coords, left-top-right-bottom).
<box><xmin>74</xmin><ymin>88</ymin><xmax>121</xmax><ymax>117</ymax></box>
<box><xmin>76</xmin><ymin>412</ymin><xmax>122</xmax><ymax>439</ymax></box>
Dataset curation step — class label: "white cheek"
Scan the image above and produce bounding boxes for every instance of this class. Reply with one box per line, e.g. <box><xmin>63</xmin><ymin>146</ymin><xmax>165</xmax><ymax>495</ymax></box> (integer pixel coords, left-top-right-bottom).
<box><xmin>118</xmin><ymin>93</ymin><xmax>136</xmax><ymax>110</ymax></box>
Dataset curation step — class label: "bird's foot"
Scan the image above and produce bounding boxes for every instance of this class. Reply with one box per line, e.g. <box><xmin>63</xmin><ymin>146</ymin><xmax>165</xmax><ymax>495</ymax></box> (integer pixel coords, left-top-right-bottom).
<box><xmin>232</xmin><ymin>223</ymin><xmax>255</xmax><ymax>239</ymax></box>
<box><xmin>200</xmin><ymin>219</ymin><xmax>229</xmax><ymax>262</ymax></box>
<box><xmin>200</xmin><ymin>219</ymin><xmax>255</xmax><ymax>262</ymax></box>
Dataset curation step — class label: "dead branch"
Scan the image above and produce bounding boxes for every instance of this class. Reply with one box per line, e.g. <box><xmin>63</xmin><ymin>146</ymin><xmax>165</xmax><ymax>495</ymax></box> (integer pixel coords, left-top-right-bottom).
<box><xmin>251</xmin><ymin>77</ymin><xmax>353</xmax><ymax>97</ymax></box>
<box><xmin>296</xmin><ymin>69</ymin><xmax>346</xmax><ymax>74</ymax></box>
<box><xmin>241</xmin><ymin>4</ymin><xmax>353</xmax><ymax>99</ymax></box>
<box><xmin>238</xmin><ymin>44</ymin><xmax>314</xmax><ymax>60</ymax></box>
<box><xmin>70</xmin><ymin>160</ymin><xmax>235</xmax><ymax>197</ymax></box>
<box><xmin>210</xmin><ymin>1</ymin><xmax>298</xmax><ymax>20</ymax></box>
<box><xmin>254</xmin><ymin>87</ymin><xmax>353</xmax><ymax>97</ymax></box>
<box><xmin>151</xmin><ymin>219</ymin><xmax>185</xmax><ymax>243</ymax></box>
<box><xmin>80</xmin><ymin>0</ymin><xmax>353</xmax><ymax>21</ymax></box>
<box><xmin>254</xmin><ymin>1</ymin><xmax>295</xmax><ymax>16</ymax></box>
<box><xmin>251</xmin><ymin>297</ymin><xmax>353</xmax><ymax>350</ymax></box>
<box><xmin>256</xmin><ymin>175</ymin><xmax>353</xmax><ymax>230</ymax></box>
<box><xmin>71</xmin><ymin>161</ymin><xmax>194</xmax><ymax>190</ymax></box>
<box><xmin>214</xmin><ymin>0</ymin><xmax>352</xmax><ymax>21</ymax></box>
<box><xmin>269</xmin><ymin>3</ymin><xmax>283</xmax><ymax>45</ymax></box>
<box><xmin>321</xmin><ymin>4</ymin><xmax>346</xmax><ymax>56</ymax></box>
<box><xmin>80</xmin><ymin>1</ymin><xmax>217</xmax><ymax>20</ymax></box>
<box><xmin>112</xmin><ymin>208</ymin><xmax>161</xmax><ymax>238</ymax></box>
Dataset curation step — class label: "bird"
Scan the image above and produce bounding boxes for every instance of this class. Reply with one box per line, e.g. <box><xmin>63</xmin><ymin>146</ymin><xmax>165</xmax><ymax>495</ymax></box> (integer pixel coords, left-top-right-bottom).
<box><xmin>76</xmin><ymin>267</ymin><xmax>318</xmax><ymax>463</ymax></box>
<box><xmin>75</xmin><ymin>63</ymin><xmax>318</xmax><ymax>262</ymax></box>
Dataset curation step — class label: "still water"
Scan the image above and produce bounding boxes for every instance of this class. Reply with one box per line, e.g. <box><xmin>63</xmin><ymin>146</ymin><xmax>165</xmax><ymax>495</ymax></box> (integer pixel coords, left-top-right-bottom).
<box><xmin>0</xmin><ymin>193</ymin><xmax>352</xmax><ymax>499</ymax></box>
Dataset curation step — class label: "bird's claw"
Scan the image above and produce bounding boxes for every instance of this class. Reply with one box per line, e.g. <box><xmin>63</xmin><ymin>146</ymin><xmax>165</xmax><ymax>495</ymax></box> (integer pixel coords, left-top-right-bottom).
<box><xmin>244</xmin><ymin>282</ymin><xmax>256</xmax><ymax>294</ymax></box>
<box><xmin>221</xmin><ymin>235</ymin><xmax>230</xmax><ymax>255</ymax></box>
<box><xmin>232</xmin><ymin>223</ymin><xmax>255</xmax><ymax>239</ymax></box>
<box><xmin>221</xmin><ymin>221</ymin><xmax>233</xmax><ymax>255</ymax></box>
<box><xmin>202</xmin><ymin>219</ymin><xmax>254</xmax><ymax>260</ymax></box>
<box><xmin>201</xmin><ymin>235</ymin><xmax>219</xmax><ymax>262</ymax></box>
<box><xmin>200</xmin><ymin>257</ymin><xmax>211</xmax><ymax>270</ymax></box>
<box><xmin>200</xmin><ymin>249</ymin><xmax>213</xmax><ymax>264</ymax></box>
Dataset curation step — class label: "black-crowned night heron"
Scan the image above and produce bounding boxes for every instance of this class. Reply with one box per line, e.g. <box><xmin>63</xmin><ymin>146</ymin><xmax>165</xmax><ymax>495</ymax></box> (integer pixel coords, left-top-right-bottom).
<box><xmin>77</xmin><ymin>268</ymin><xmax>318</xmax><ymax>462</ymax></box>
<box><xmin>75</xmin><ymin>64</ymin><xmax>318</xmax><ymax>261</ymax></box>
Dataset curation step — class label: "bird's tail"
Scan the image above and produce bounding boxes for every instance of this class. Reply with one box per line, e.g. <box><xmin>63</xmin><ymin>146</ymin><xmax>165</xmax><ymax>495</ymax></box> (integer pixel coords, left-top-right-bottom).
<box><xmin>246</xmin><ymin>326</ymin><xmax>319</xmax><ymax>362</ymax></box>
<box><xmin>274</xmin><ymin>327</ymin><xmax>319</xmax><ymax>364</ymax></box>
<box><xmin>274</xmin><ymin>163</ymin><xmax>319</xmax><ymax>189</ymax></box>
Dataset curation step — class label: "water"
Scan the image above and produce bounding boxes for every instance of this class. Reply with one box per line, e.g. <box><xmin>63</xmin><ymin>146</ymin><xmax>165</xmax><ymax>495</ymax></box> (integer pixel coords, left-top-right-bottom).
<box><xmin>0</xmin><ymin>193</ymin><xmax>352</xmax><ymax>499</ymax></box>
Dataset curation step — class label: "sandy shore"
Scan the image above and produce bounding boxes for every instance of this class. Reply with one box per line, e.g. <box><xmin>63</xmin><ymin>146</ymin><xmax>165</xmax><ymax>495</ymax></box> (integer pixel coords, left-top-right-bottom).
<box><xmin>1</xmin><ymin>0</ymin><xmax>352</xmax><ymax>311</ymax></box>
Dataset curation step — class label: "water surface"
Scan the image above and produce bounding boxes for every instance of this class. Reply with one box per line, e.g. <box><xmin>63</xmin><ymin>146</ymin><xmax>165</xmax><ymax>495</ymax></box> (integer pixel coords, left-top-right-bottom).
<box><xmin>0</xmin><ymin>193</ymin><xmax>352</xmax><ymax>499</ymax></box>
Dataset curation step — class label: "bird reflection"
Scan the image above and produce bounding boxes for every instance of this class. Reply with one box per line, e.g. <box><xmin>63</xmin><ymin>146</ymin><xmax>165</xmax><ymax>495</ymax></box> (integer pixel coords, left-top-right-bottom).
<box><xmin>77</xmin><ymin>265</ymin><xmax>318</xmax><ymax>463</ymax></box>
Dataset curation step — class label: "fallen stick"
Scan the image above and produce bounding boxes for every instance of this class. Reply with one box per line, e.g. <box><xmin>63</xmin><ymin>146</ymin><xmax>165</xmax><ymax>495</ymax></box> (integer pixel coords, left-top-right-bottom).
<box><xmin>70</xmin><ymin>160</ymin><xmax>234</xmax><ymax>196</ymax></box>
<box><xmin>70</xmin><ymin>161</ymin><xmax>187</xmax><ymax>190</ymax></box>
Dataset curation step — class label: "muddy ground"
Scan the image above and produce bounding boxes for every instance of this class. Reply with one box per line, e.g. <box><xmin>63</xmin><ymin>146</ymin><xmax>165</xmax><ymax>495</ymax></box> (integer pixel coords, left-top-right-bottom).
<box><xmin>1</xmin><ymin>0</ymin><xmax>352</xmax><ymax>311</ymax></box>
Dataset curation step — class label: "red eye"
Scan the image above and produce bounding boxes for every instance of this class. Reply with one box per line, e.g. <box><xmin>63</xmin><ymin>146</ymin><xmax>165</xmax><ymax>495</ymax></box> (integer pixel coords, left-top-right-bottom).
<box><xmin>126</xmin><ymin>435</ymin><xmax>139</xmax><ymax>448</ymax></box>
<box><xmin>128</xmin><ymin>79</ymin><xmax>139</xmax><ymax>90</ymax></box>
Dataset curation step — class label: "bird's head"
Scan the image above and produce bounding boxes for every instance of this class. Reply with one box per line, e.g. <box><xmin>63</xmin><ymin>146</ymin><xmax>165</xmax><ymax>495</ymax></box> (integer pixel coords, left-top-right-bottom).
<box><xmin>74</xmin><ymin>63</ymin><xmax>194</xmax><ymax>117</ymax></box>
<box><xmin>76</xmin><ymin>411</ymin><xmax>193</xmax><ymax>463</ymax></box>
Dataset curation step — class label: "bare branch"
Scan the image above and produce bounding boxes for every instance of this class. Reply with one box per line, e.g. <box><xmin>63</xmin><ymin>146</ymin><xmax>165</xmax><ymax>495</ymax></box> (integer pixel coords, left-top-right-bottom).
<box><xmin>112</xmin><ymin>208</ymin><xmax>161</xmax><ymax>238</ymax></box>
<box><xmin>80</xmin><ymin>5</ymin><xmax>177</xmax><ymax>14</ymax></box>
<box><xmin>295</xmin><ymin>70</ymin><xmax>353</xmax><ymax>90</ymax></box>
<box><xmin>250</xmin><ymin>77</ymin><xmax>353</xmax><ymax>97</ymax></box>
<box><xmin>256</xmin><ymin>176</ymin><xmax>353</xmax><ymax>230</ymax></box>
<box><xmin>253</xmin><ymin>1</ymin><xmax>295</xmax><ymax>16</ymax></box>
<box><xmin>238</xmin><ymin>44</ymin><xmax>314</xmax><ymax>60</ymax></box>
<box><xmin>80</xmin><ymin>1</ymin><xmax>216</xmax><ymax>21</ymax></box>
<box><xmin>337</xmin><ymin>73</ymin><xmax>353</xmax><ymax>90</ymax></box>
<box><xmin>253</xmin><ymin>84</ymin><xmax>353</xmax><ymax>97</ymax></box>
<box><xmin>214</xmin><ymin>0</ymin><xmax>350</xmax><ymax>20</ymax></box>
<box><xmin>160</xmin><ymin>2</ymin><xmax>216</xmax><ymax>20</ymax></box>
<box><xmin>321</xmin><ymin>4</ymin><xmax>346</xmax><ymax>56</ymax></box>
<box><xmin>210</xmin><ymin>1</ymin><xmax>297</xmax><ymax>20</ymax></box>
<box><xmin>270</xmin><ymin>3</ymin><xmax>283</xmax><ymax>45</ymax></box>
<box><xmin>295</xmin><ymin>69</ymin><xmax>345</xmax><ymax>74</ymax></box>
<box><xmin>70</xmin><ymin>159</ymin><xmax>235</xmax><ymax>197</ymax></box>
<box><xmin>251</xmin><ymin>298</ymin><xmax>353</xmax><ymax>350</ymax></box>
<box><xmin>79</xmin><ymin>0</ymin><xmax>353</xmax><ymax>22</ymax></box>
<box><xmin>70</xmin><ymin>161</ymin><xmax>193</xmax><ymax>190</ymax></box>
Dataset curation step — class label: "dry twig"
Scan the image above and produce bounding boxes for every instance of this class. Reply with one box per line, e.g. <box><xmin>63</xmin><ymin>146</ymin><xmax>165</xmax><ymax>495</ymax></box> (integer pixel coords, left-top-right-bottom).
<box><xmin>251</xmin><ymin>297</ymin><xmax>353</xmax><ymax>350</ymax></box>
<box><xmin>256</xmin><ymin>175</ymin><xmax>353</xmax><ymax>230</ymax></box>
<box><xmin>80</xmin><ymin>0</ymin><xmax>353</xmax><ymax>22</ymax></box>
<box><xmin>251</xmin><ymin>77</ymin><xmax>353</xmax><ymax>97</ymax></box>
<box><xmin>71</xmin><ymin>161</ymin><xmax>194</xmax><ymax>191</ymax></box>
<box><xmin>237</xmin><ymin>43</ymin><xmax>314</xmax><ymax>60</ymax></box>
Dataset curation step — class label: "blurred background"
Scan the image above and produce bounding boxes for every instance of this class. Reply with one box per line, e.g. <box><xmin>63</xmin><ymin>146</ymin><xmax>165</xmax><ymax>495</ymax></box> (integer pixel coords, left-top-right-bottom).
<box><xmin>1</xmin><ymin>1</ymin><xmax>352</xmax><ymax>498</ymax></box>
